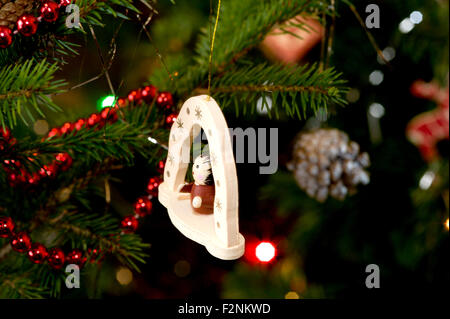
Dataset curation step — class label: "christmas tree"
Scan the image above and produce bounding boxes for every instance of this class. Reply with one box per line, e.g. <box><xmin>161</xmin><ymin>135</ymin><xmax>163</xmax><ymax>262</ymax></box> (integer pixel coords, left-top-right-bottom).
<box><xmin>0</xmin><ymin>0</ymin><xmax>448</xmax><ymax>300</ymax></box>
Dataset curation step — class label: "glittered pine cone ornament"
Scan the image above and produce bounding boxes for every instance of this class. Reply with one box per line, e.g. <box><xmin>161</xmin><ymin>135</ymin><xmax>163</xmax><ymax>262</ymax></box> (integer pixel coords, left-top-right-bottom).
<box><xmin>0</xmin><ymin>0</ymin><xmax>34</xmax><ymax>29</ymax></box>
<box><xmin>288</xmin><ymin>128</ymin><xmax>370</xmax><ymax>202</ymax></box>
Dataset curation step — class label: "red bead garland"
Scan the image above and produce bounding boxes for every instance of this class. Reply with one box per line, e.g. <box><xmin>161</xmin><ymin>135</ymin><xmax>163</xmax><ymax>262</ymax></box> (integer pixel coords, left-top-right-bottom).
<box><xmin>1</xmin><ymin>82</ymin><xmax>171</xmax><ymax>272</ymax></box>
<box><xmin>0</xmin><ymin>1</ymin><xmax>73</xmax><ymax>49</ymax></box>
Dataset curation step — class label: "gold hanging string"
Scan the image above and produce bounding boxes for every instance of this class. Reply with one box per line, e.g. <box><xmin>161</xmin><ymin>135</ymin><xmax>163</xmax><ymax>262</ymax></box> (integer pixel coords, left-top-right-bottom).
<box><xmin>208</xmin><ymin>0</ymin><xmax>222</xmax><ymax>99</ymax></box>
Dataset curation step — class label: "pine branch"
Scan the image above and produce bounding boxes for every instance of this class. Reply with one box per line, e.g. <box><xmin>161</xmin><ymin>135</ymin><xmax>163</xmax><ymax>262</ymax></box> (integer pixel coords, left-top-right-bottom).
<box><xmin>162</xmin><ymin>0</ymin><xmax>330</xmax><ymax>94</ymax></box>
<box><xmin>1</xmin><ymin>105</ymin><xmax>168</xmax><ymax>173</ymax></box>
<box><xmin>206</xmin><ymin>63</ymin><xmax>348</xmax><ymax>118</ymax></box>
<box><xmin>0</xmin><ymin>59</ymin><xmax>66</xmax><ymax>129</ymax></box>
<box><xmin>0</xmin><ymin>273</ymin><xmax>48</xmax><ymax>299</ymax></box>
<box><xmin>77</xmin><ymin>0</ymin><xmax>151</xmax><ymax>26</ymax></box>
<box><xmin>47</xmin><ymin>211</ymin><xmax>150</xmax><ymax>272</ymax></box>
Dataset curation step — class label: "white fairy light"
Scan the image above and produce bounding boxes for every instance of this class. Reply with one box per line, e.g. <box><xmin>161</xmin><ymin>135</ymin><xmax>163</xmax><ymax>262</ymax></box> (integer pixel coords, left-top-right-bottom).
<box><xmin>378</xmin><ymin>47</ymin><xmax>396</xmax><ymax>64</ymax></box>
<box><xmin>419</xmin><ymin>171</ymin><xmax>435</xmax><ymax>190</ymax></box>
<box><xmin>399</xmin><ymin>18</ymin><xmax>415</xmax><ymax>33</ymax></box>
<box><xmin>369</xmin><ymin>103</ymin><xmax>385</xmax><ymax>119</ymax></box>
<box><xmin>410</xmin><ymin>11</ymin><xmax>423</xmax><ymax>24</ymax></box>
<box><xmin>148</xmin><ymin>137</ymin><xmax>158</xmax><ymax>144</ymax></box>
<box><xmin>369</xmin><ymin>70</ymin><xmax>384</xmax><ymax>86</ymax></box>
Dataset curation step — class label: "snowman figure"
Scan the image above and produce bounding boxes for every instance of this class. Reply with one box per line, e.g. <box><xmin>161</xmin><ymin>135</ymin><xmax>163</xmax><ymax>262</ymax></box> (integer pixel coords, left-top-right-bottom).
<box><xmin>178</xmin><ymin>155</ymin><xmax>215</xmax><ymax>214</ymax></box>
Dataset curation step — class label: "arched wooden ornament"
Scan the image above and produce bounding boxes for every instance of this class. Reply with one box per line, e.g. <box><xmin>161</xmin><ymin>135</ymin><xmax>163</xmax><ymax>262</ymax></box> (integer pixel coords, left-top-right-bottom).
<box><xmin>158</xmin><ymin>95</ymin><xmax>245</xmax><ymax>260</ymax></box>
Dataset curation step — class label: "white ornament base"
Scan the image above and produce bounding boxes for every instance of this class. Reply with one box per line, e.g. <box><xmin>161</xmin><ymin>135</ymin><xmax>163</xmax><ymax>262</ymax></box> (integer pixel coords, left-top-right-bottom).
<box><xmin>159</xmin><ymin>182</ymin><xmax>245</xmax><ymax>260</ymax></box>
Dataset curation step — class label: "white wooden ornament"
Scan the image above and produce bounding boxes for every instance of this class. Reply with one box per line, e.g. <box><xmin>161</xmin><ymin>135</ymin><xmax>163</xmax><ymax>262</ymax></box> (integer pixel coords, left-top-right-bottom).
<box><xmin>158</xmin><ymin>95</ymin><xmax>245</xmax><ymax>260</ymax></box>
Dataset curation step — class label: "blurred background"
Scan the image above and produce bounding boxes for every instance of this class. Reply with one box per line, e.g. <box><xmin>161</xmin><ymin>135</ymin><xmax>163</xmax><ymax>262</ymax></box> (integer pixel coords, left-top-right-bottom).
<box><xmin>14</xmin><ymin>0</ymin><xmax>449</xmax><ymax>298</ymax></box>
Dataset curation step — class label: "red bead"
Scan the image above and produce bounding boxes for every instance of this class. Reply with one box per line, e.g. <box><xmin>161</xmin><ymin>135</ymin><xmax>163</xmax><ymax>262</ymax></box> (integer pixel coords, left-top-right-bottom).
<box><xmin>47</xmin><ymin>128</ymin><xmax>61</xmax><ymax>138</ymax></box>
<box><xmin>55</xmin><ymin>152</ymin><xmax>72</xmax><ymax>171</ymax></box>
<box><xmin>116</xmin><ymin>97</ymin><xmax>128</xmax><ymax>108</ymax></box>
<box><xmin>165</xmin><ymin>113</ymin><xmax>178</xmax><ymax>127</ymax></box>
<box><xmin>146</xmin><ymin>176</ymin><xmax>162</xmax><ymax>196</ymax></box>
<box><xmin>156</xmin><ymin>92</ymin><xmax>174</xmax><ymax>110</ymax></box>
<box><xmin>66</xmin><ymin>249</ymin><xmax>86</xmax><ymax>267</ymax></box>
<box><xmin>60</xmin><ymin>122</ymin><xmax>73</xmax><ymax>135</ymax></box>
<box><xmin>40</xmin><ymin>1</ymin><xmax>60</xmax><ymax>23</ymax></box>
<box><xmin>87</xmin><ymin>113</ymin><xmax>102</xmax><ymax>128</ymax></box>
<box><xmin>59</xmin><ymin>0</ymin><xmax>71</xmax><ymax>6</ymax></box>
<box><xmin>10</xmin><ymin>232</ymin><xmax>32</xmax><ymax>253</ymax></box>
<box><xmin>127</xmin><ymin>89</ymin><xmax>142</xmax><ymax>104</ymax></box>
<box><xmin>0</xmin><ymin>26</ymin><xmax>12</xmax><ymax>49</ymax></box>
<box><xmin>141</xmin><ymin>85</ymin><xmax>157</xmax><ymax>103</ymax></box>
<box><xmin>100</xmin><ymin>107</ymin><xmax>118</xmax><ymax>123</ymax></box>
<box><xmin>120</xmin><ymin>215</ymin><xmax>139</xmax><ymax>233</ymax></box>
<box><xmin>0</xmin><ymin>216</ymin><xmax>14</xmax><ymax>238</ymax></box>
<box><xmin>16</xmin><ymin>14</ymin><xmax>38</xmax><ymax>37</ymax></box>
<box><xmin>156</xmin><ymin>160</ymin><xmax>165</xmax><ymax>174</ymax></box>
<box><xmin>47</xmin><ymin>248</ymin><xmax>65</xmax><ymax>269</ymax></box>
<box><xmin>74</xmin><ymin>118</ymin><xmax>86</xmax><ymax>131</ymax></box>
<box><xmin>27</xmin><ymin>243</ymin><xmax>48</xmax><ymax>264</ymax></box>
<box><xmin>134</xmin><ymin>196</ymin><xmax>153</xmax><ymax>217</ymax></box>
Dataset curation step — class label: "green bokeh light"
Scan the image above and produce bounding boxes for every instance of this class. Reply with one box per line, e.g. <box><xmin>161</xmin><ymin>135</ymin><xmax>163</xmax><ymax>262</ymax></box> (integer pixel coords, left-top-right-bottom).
<box><xmin>98</xmin><ymin>95</ymin><xmax>117</xmax><ymax>110</ymax></box>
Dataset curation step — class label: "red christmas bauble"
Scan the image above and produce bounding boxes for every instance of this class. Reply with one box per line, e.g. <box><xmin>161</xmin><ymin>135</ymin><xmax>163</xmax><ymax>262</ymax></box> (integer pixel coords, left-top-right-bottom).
<box><xmin>66</xmin><ymin>249</ymin><xmax>86</xmax><ymax>267</ymax></box>
<box><xmin>59</xmin><ymin>0</ymin><xmax>71</xmax><ymax>6</ymax></box>
<box><xmin>60</xmin><ymin>122</ymin><xmax>73</xmax><ymax>135</ymax></box>
<box><xmin>121</xmin><ymin>215</ymin><xmax>139</xmax><ymax>233</ymax></box>
<box><xmin>27</xmin><ymin>243</ymin><xmax>48</xmax><ymax>264</ymax></box>
<box><xmin>141</xmin><ymin>85</ymin><xmax>157</xmax><ymax>102</ymax></box>
<box><xmin>47</xmin><ymin>128</ymin><xmax>61</xmax><ymax>138</ymax></box>
<box><xmin>55</xmin><ymin>152</ymin><xmax>73</xmax><ymax>171</ymax></box>
<box><xmin>146</xmin><ymin>176</ymin><xmax>162</xmax><ymax>196</ymax></box>
<box><xmin>47</xmin><ymin>248</ymin><xmax>65</xmax><ymax>269</ymax></box>
<box><xmin>16</xmin><ymin>14</ymin><xmax>38</xmax><ymax>37</ymax></box>
<box><xmin>74</xmin><ymin>118</ymin><xmax>86</xmax><ymax>131</ymax></box>
<box><xmin>40</xmin><ymin>1</ymin><xmax>60</xmax><ymax>23</ymax></box>
<box><xmin>165</xmin><ymin>113</ymin><xmax>178</xmax><ymax>127</ymax></box>
<box><xmin>127</xmin><ymin>89</ymin><xmax>142</xmax><ymax>104</ymax></box>
<box><xmin>0</xmin><ymin>26</ymin><xmax>13</xmax><ymax>49</ymax></box>
<box><xmin>10</xmin><ymin>232</ymin><xmax>32</xmax><ymax>253</ymax></box>
<box><xmin>0</xmin><ymin>216</ymin><xmax>14</xmax><ymax>238</ymax></box>
<box><xmin>134</xmin><ymin>196</ymin><xmax>153</xmax><ymax>217</ymax></box>
<box><xmin>156</xmin><ymin>160</ymin><xmax>165</xmax><ymax>174</ymax></box>
<box><xmin>116</xmin><ymin>97</ymin><xmax>128</xmax><ymax>108</ymax></box>
<box><xmin>156</xmin><ymin>92</ymin><xmax>174</xmax><ymax>110</ymax></box>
